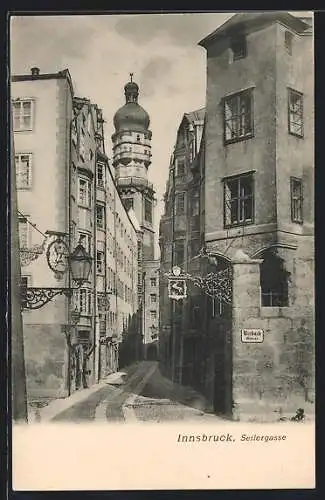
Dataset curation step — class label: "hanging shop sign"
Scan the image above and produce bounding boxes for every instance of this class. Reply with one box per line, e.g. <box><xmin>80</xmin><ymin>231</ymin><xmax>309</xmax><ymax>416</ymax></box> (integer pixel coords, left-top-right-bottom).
<box><xmin>168</xmin><ymin>278</ymin><xmax>187</xmax><ymax>300</ymax></box>
<box><xmin>241</xmin><ymin>328</ymin><xmax>264</xmax><ymax>343</ymax></box>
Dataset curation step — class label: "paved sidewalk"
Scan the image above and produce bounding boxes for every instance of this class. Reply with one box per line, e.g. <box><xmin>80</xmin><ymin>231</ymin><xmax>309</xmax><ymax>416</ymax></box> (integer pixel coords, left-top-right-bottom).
<box><xmin>37</xmin><ymin>371</ymin><xmax>127</xmax><ymax>422</ymax></box>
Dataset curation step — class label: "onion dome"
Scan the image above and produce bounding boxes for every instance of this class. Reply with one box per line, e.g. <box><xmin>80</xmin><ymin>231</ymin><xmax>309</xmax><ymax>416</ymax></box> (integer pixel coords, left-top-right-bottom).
<box><xmin>113</xmin><ymin>74</ymin><xmax>150</xmax><ymax>132</ymax></box>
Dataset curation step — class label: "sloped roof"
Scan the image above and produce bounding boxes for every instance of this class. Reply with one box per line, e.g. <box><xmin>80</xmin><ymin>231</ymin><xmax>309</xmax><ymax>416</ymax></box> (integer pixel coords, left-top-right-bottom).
<box><xmin>199</xmin><ymin>12</ymin><xmax>309</xmax><ymax>48</ymax></box>
<box><xmin>184</xmin><ymin>107</ymin><xmax>205</xmax><ymax>124</ymax></box>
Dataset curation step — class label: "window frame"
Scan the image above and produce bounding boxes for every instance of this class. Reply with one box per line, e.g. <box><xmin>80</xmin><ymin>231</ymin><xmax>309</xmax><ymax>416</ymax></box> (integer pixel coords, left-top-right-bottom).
<box><xmin>96</xmin><ymin>204</ymin><xmax>106</xmax><ymax>230</ymax></box>
<box><xmin>78</xmin><ymin>177</ymin><xmax>92</xmax><ymax>207</ymax></box>
<box><xmin>96</xmin><ymin>163</ymin><xmax>105</xmax><ymax>188</ymax></box>
<box><xmin>15</xmin><ymin>153</ymin><xmax>32</xmax><ymax>189</ymax></box>
<box><xmin>144</xmin><ymin>198</ymin><xmax>153</xmax><ymax>223</ymax></box>
<box><xmin>96</xmin><ymin>250</ymin><xmax>105</xmax><ymax>275</ymax></box>
<box><xmin>18</xmin><ymin>216</ymin><xmax>29</xmax><ymax>248</ymax></box>
<box><xmin>288</xmin><ymin>88</ymin><xmax>304</xmax><ymax>138</ymax></box>
<box><xmin>12</xmin><ymin>98</ymin><xmax>34</xmax><ymax>132</ymax></box>
<box><xmin>150</xmin><ymin>293</ymin><xmax>157</xmax><ymax>304</ymax></box>
<box><xmin>223</xmin><ymin>89</ymin><xmax>254</xmax><ymax>145</ymax></box>
<box><xmin>77</xmin><ymin>288</ymin><xmax>92</xmax><ymax>315</ymax></box>
<box><xmin>290</xmin><ymin>176</ymin><xmax>304</xmax><ymax>224</ymax></box>
<box><xmin>223</xmin><ymin>172</ymin><xmax>255</xmax><ymax>228</ymax></box>
<box><xmin>150</xmin><ymin>277</ymin><xmax>157</xmax><ymax>287</ymax></box>
<box><xmin>176</xmin><ymin>158</ymin><xmax>185</xmax><ymax>177</ymax></box>
<box><xmin>175</xmin><ymin>192</ymin><xmax>186</xmax><ymax>216</ymax></box>
<box><xmin>231</xmin><ymin>35</ymin><xmax>247</xmax><ymax>61</ymax></box>
<box><xmin>284</xmin><ymin>31</ymin><xmax>293</xmax><ymax>55</ymax></box>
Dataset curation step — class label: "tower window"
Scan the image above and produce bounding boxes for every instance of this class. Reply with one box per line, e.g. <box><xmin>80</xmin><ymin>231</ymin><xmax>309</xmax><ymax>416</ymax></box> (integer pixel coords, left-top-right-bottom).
<box><xmin>224</xmin><ymin>173</ymin><xmax>254</xmax><ymax>227</ymax></box>
<box><xmin>288</xmin><ymin>89</ymin><xmax>304</xmax><ymax>137</ymax></box>
<box><xmin>144</xmin><ymin>198</ymin><xmax>152</xmax><ymax>223</ymax></box>
<box><xmin>150</xmin><ymin>278</ymin><xmax>157</xmax><ymax>287</ymax></box>
<box><xmin>260</xmin><ymin>251</ymin><xmax>289</xmax><ymax>307</ymax></box>
<box><xmin>231</xmin><ymin>35</ymin><xmax>247</xmax><ymax>61</ymax></box>
<box><xmin>290</xmin><ymin>177</ymin><xmax>303</xmax><ymax>223</ymax></box>
<box><xmin>285</xmin><ymin>31</ymin><xmax>293</xmax><ymax>55</ymax></box>
<box><xmin>136</xmin><ymin>134</ymin><xmax>141</xmax><ymax>142</ymax></box>
<box><xmin>150</xmin><ymin>293</ymin><xmax>157</xmax><ymax>304</ymax></box>
<box><xmin>224</xmin><ymin>89</ymin><xmax>253</xmax><ymax>144</ymax></box>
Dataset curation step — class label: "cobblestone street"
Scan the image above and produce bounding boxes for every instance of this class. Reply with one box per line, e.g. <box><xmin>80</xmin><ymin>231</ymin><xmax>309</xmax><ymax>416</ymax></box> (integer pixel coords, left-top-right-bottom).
<box><xmin>48</xmin><ymin>361</ymin><xmax>219</xmax><ymax>423</ymax></box>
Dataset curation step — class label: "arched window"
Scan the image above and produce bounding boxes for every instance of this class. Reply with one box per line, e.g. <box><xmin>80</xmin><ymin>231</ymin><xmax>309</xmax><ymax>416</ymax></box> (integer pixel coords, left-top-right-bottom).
<box><xmin>260</xmin><ymin>250</ymin><xmax>290</xmax><ymax>307</ymax></box>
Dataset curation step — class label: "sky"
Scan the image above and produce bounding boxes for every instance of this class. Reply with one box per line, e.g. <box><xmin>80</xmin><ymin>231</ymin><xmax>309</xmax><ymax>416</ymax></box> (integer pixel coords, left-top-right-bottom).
<box><xmin>10</xmin><ymin>12</ymin><xmax>234</xmax><ymax>239</ymax></box>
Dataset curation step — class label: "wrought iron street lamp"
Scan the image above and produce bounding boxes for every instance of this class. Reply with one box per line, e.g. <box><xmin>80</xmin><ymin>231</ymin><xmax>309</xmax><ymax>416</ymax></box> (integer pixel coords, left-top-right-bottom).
<box><xmin>21</xmin><ymin>232</ymin><xmax>93</xmax><ymax>310</ymax></box>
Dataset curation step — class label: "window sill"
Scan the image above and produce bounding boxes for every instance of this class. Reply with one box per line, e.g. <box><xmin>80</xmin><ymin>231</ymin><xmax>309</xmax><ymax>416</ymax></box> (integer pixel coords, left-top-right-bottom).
<box><xmin>224</xmin><ymin>220</ymin><xmax>254</xmax><ymax>229</ymax></box>
<box><xmin>17</xmin><ymin>187</ymin><xmax>32</xmax><ymax>191</ymax></box>
<box><xmin>260</xmin><ymin>306</ymin><xmax>290</xmax><ymax>318</ymax></box>
<box><xmin>288</xmin><ymin>131</ymin><xmax>304</xmax><ymax>139</ymax></box>
<box><xmin>78</xmin><ymin>204</ymin><xmax>92</xmax><ymax>210</ymax></box>
<box><xmin>224</xmin><ymin>134</ymin><xmax>254</xmax><ymax>146</ymax></box>
<box><xmin>14</xmin><ymin>128</ymin><xmax>33</xmax><ymax>133</ymax></box>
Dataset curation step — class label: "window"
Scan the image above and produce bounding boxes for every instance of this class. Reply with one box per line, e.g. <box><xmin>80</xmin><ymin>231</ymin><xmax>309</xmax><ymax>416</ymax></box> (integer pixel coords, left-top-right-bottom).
<box><xmin>150</xmin><ymin>310</ymin><xmax>157</xmax><ymax>321</ymax></box>
<box><xmin>20</xmin><ymin>276</ymin><xmax>29</xmax><ymax>308</ymax></box>
<box><xmin>96</xmin><ymin>204</ymin><xmax>106</xmax><ymax>229</ymax></box>
<box><xmin>173</xmin><ymin>240</ymin><xmax>185</xmax><ymax>267</ymax></box>
<box><xmin>77</xmin><ymin>330</ymin><xmax>91</xmax><ymax>346</ymax></box>
<box><xmin>96</xmin><ymin>164</ymin><xmax>105</xmax><ymax>188</ymax></box>
<box><xmin>78</xmin><ymin>177</ymin><xmax>91</xmax><ymax>207</ymax></box>
<box><xmin>123</xmin><ymin>197</ymin><xmax>134</xmax><ymax>211</ymax></box>
<box><xmin>150</xmin><ymin>293</ymin><xmax>157</xmax><ymax>304</ymax></box>
<box><xmin>224</xmin><ymin>173</ymin><xmax>254</xmax><ymax>227</ymax></box>
<box><xmin>136</xmin><ymin>134</ymin><xmax>141</xmax><ymax>142</ymax></box>
<box><xmin>150</xmin><ymin>278</ymin><xmax>157</xmax><ymax>287</ymax></box>
<box><xmin>290</xmin><ymin>177</ymin><xmax>303</xmax><ymax>223</ymax></box>
<box><xmin>96</xmin><ymin>251</ymin><xmax>104</xmax><ymax>274</ymax></box>
<box><xmin>224</xmin><ymin>90</ymin><xmax>253</xmax><ymax>143</ymax></box>
<box><xmin>176</xmin><ymin>159</ymin><xmax>185</xmax><ymax>177</ymax></box>
<box><xmin>77</xmin><ymin>288</ymin><xmax>92</xmax><ymax>315</ymax></box>
<box><xmin>79</xmin><ymin>132</ymin><xmax>85</xmax><ymax>160</ymax></box>
<box><xmin>285</xmin><ymin>31</ymin><xmax>293</xmax><ymax>55</ymax></box>
<box><xmin>12</xmin><ymin>99</ymin><xmax>33</xmax><ymax>131</ymax></box>
<box><xmin>137</xmin><ymin>240</ymin><xmax>142</xmax><ymax>261</ymax></box>
<box><xmin>78</xmin><ymin>232</ymin><xmax>91</xmax><ymax>253</ymax></box>
<box><xmin>15</xmin><ymin>154</ymin><xmax>32</xmax><ymax>189</ymax></box>
<box><xmin>144</xmin><ymin>199</ymin><xmax>152</xmax><ymax>223</ymax></box>
<box><xmin>288</xmin><ymin>89</ymin><xmax>304</xmax><ymax>137</ymax></box>
<box><xmin>260</xmin><ymin>251</ymin><xmax>289</xmax><ymax>307</ymax></box>
<box><xmin>175</xmin><ymin>192</ymin><xmax>185</xmax><ymax>215</ymax></box>
<box><xmin>231</xmin><ymin>36</ymin><xmax>247</xmax><ymax>61</ymax></box>
<box><xmin>18</xmin><ymin>217</ymin><xmax>28</xmax><ymax>248</ymax></box>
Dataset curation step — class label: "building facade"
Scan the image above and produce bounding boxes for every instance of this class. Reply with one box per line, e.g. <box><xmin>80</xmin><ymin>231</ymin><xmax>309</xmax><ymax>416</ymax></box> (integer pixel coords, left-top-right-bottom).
<box><xmin>12</xmin><ymin>67</ymin><xmax>138</xmax><ymax>400</ymax></box>
<box><xmin>112</xmin><ymin>75</ymin><xmax>159</xmax><ymax>363</ymax></box>
<box><xmin>160</xmin><ymin>12</ymin><xmax>314</xmax><ymax>420</ymax></box>
<box><xmin>159</xmin><ymin>108</ymin><xmax>205</xmax><ymax>384</ymax></box>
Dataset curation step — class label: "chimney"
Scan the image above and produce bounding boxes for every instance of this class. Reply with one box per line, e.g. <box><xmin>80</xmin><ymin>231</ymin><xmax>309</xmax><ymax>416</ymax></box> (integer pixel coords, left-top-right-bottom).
<box><xmin>30</xmin><ymin>67</ymin><xmax>40</xmax><ymax>76</ymax></box>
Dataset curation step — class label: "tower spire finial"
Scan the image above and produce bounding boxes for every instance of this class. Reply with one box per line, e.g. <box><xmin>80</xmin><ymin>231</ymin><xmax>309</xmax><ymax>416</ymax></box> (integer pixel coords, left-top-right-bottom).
<box><xmin>130</xmin><ymin>72</ymin><xmax>133</xmax><ymax>82</ymax></box>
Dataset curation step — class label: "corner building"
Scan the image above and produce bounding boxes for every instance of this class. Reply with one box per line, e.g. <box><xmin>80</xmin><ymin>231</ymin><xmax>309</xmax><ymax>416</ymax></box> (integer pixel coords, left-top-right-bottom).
<box><xmin>198</xmin><ymin>12</ymin><xmax>314</xmax><ymax>418</ymax></box>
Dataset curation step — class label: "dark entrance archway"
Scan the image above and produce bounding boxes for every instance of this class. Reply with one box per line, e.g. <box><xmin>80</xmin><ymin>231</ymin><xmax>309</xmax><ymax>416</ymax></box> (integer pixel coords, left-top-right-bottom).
<box><xmin>204</xmin><ymin>255</ymin><xmax>233</xmax><ymax>418</ymax></box>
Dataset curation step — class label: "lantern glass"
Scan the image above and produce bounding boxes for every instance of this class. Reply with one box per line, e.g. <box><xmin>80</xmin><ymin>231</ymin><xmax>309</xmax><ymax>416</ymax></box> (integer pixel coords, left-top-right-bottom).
<box><xmin>69</xmin><ymin>244</ymin><xmax>92</xmax><ymax>283</ymax></box>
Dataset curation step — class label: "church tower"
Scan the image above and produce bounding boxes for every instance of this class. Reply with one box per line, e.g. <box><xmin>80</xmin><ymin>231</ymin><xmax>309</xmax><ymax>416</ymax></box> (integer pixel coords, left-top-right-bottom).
<box><xmin>112</xmin><ymin>74</ymin><xmax>155</xmax><ymax>260</ymax></box>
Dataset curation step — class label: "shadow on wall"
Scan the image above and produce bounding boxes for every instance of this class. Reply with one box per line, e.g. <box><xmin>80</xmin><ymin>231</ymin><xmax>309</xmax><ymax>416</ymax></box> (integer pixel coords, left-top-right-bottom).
<box><xmin>118</xmin><ymin>311</ymin><xmax>144</xmax><ymax>368</ymax></box>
